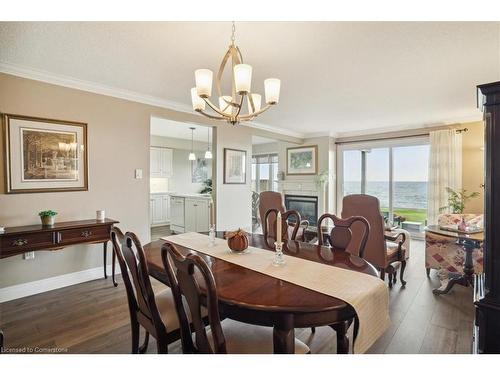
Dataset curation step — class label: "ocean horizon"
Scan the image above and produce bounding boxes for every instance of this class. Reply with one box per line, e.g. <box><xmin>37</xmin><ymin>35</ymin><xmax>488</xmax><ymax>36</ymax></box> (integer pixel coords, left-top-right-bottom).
<box><xmin>343</xmin><ymin>181</ymin><xmax>427</xmax><ymax>209</ymax></box>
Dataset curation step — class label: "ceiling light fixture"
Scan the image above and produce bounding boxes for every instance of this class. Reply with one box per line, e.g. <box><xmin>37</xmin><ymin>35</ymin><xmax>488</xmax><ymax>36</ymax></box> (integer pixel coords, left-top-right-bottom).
<box><xmin>190</xmin><ymin>22</ymin><xmax>280</xmax><ymax>125</ymax></box>
<box><xmin>205</xmin><ymin>127</ymin><xmax>213</xmax><ymax>159</ymax></box>
<box><xmin>188</xmin><ymin>127</ymin><xmax>196</xmax><ymax>161</ymax></box>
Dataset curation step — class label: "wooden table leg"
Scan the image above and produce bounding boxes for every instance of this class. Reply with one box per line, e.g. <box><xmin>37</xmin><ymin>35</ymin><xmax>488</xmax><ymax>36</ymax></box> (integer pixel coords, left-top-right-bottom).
<box><xmin>331</xmin><ymin>321</ymin><xmax>350</xmax><ymax>354</ymax></box>
<box><xmin>112</xmin><ymin>247</ymin><xmax>118</xmax><ymax>287</ymax></box>
<box><xmin>0</xmin><ymin>330</ymin><xmax>4</xmax><ymax>354</ymax></box>
<box><xmin>103</xmin><ymin>241</ymin><xmax>108</xmax><ymax>279</ymax></box>
<box><xmin>273</xmin><ymin>314</ymin><xmax>295</xmax><ymax>354</ymax></box>
<box><xmin>433</xmin><ymin>238</ymin><xmax>477</xmax><ymax>295</ymax></box>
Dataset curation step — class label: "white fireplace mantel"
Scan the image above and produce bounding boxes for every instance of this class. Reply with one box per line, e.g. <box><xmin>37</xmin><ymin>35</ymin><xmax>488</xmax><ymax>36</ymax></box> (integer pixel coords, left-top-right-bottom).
<box><xmin>277</xmin><ymin>180</ymin><xmax>328</xmax><ymax>219</ymax></box>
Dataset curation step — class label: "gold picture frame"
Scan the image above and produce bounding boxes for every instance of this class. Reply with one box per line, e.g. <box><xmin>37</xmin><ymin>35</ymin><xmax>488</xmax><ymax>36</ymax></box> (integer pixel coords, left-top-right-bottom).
<box><xmin>2</xmin><ymin>113</ymin><xmax>88</xmax><ymax>194</ymax></box>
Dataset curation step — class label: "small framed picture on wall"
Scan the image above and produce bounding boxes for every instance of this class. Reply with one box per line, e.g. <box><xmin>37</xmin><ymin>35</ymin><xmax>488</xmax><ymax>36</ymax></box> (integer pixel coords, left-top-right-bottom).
<box><xmin>2</xmin><ymin>113</ymin><xmax>88</xmax><ymax>193</ymax></box>
<box><xmin>223</xmin><ymin>148</ymin><xmax>246</xmax><ymax>184</ymax></box>
<box><xmin>286</xmin><ymin>145</ymin><xmax>318</xmax><ymax>175</ymax></box>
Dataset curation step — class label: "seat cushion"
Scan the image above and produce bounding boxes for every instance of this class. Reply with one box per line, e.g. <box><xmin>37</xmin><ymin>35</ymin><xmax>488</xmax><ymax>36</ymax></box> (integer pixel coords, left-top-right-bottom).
<box><xmin>386</xmin><ymin>242</ymin><xmax>406</xmax><ymax>262</ymax></box>
<box><xmin>204</xmin><ymin>319</ymin><xmax>310</xmax><ymax>354</ymax></box>
<box><xmin>155</xmin><ymin>288</ymin><xmax>181</xmax><ymax>333</ymax></box>
<box><xmin>155</xmin><ymin>289</ymin><xmax>208</xmax><ymax>333</ymax></box>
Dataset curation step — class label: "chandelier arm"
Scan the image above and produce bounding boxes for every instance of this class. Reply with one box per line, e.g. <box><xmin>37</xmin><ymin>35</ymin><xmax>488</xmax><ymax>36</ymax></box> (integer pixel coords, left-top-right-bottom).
<box><xmin>239</xmin><ymin>104</ymin><xmax>273</xmax><ymax>120</ymax></box>
<box><xmin>202</xmin><ymin>97</ymin><xmax>231</xmax><ymax>117</ymax></box>
<box><xmin>196</xmin><ymin>110</ymin><xmax>226</xmax><ymax>121</ymax></box>
<box><xmin>216</xmin><ymin>47</ymin><xmax>234</xmax><ymax>100</ymax></box>
<box><xmin>235</xmin><ymin>46</ymin><xmax>244</xmax><ymax>64</ymax></box>
<box><xmin>234</xmin><ymin>93</ymin><xmax>245</xmax><ymax>118</ymax></box>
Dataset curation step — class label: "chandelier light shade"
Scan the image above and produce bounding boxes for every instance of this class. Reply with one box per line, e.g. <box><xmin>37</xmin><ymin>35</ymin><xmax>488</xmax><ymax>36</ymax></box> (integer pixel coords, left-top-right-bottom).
<box><xmin>195</xmin><ymin>69</ymin><xmax>213</xmax><ymax>98</ymax></box>
<box><xmin>234</xmin><ymin>64</ymin><xmax>252</xmax><ymax>93</ymax></box>
<box><xmin>247</xmin><ymin>93</ymin><xmax>261</xmax><ymax>114</ymax></box>
<box><xmin>190</xmin><ymin>22</ymin><xmax>280</xmax><ymax>125</ymax></box>
<box><xmin>191</xmin><ymin>88</ymin><xmax>205</xmax><ymax>111</ymax></box>
<box><xmin>264</xmin><ymin>78</ymin><xmax>281</xmax><ymax>104</ymax></box>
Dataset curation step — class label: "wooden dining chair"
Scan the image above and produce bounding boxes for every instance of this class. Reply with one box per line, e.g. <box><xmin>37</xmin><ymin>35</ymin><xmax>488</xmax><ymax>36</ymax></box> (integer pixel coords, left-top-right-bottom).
<box><xmin>161</xmin><ymin>242</ymin><xmax>310</xmax><ymax>354</ymax></box>
<box><xmin>263</xmin><ymin>208</ymin><xmax>308</xmax><ymax>247</ymax></box>
<box><xmin>311</xmin><ymin>213</ymin><xmax>371</xmax><ymax>352</ymax></box>
<box><xmin>259</xmin><ymin>191</ymin><xmax>309</xmax><ymax>242</ymax></box>
<box><xmin>342</xmin><ymin>194</ymin><xmax>407</xmax><ymax>288</ymax></box>
<box><xmin>317</xmin><ymin>213</ymin><xmax>370</xmax><ymax>257</ymax></box>
<box><xmin>111</xmin><ymin>227</ymin><xmax>185</xmax><ymax>353</ymax></box>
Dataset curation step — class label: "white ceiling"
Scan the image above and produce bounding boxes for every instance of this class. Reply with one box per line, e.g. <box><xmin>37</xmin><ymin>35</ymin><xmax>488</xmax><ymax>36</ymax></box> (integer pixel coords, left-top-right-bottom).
<box><xmin>150</xmin><ymin>116</ymin><xmax>210</xmax><ymax>141</ymax></box>
<box><xmin>1</xmin><ymin>22</ymin><xmax>499</xmax><ymax>137</ymax></box>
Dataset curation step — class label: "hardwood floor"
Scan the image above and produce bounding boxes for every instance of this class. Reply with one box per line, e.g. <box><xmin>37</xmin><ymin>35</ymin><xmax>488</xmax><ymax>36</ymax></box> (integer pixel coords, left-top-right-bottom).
<box><xmin>0</xmin><ymin>239</ymin><xmax>473</xmax><ymax>354</ymax></box>
<box><xmin>150</xmin><ymin>225</ymin><xmax>172</xmax><ymax>241</ymax></box>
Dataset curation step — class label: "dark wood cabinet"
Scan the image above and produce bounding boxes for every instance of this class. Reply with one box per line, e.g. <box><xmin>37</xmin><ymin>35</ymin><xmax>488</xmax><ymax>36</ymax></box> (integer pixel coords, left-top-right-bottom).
<box><xmin>476</xmin><ymin>81</ymin><xmax>500</xmax><ymax>353</ymax></box>
<box><xmin>0</xmin><ymin>218</ymin><xmax>119</xmax><ymax>285</ymax></box>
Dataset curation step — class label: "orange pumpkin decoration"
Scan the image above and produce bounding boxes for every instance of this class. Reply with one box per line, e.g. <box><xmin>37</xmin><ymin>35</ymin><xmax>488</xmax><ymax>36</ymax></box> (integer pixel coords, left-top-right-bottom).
<box><xmin>225</xmin><ymin>228</ymin><xmax>249</xmax><ymax>252</ymax></box>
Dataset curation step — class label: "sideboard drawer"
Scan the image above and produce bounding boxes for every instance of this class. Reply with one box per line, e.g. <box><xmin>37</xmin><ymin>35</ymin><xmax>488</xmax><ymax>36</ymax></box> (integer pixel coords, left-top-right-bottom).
<box><xmin>57</xmin><ymin>226</ymin><xmax>110</xmax><ymax>245</ymax></box>
<box><xmin>0</xmin><ymin>232</ymin><xmax>55</xmax><ymax>257</ymax></box>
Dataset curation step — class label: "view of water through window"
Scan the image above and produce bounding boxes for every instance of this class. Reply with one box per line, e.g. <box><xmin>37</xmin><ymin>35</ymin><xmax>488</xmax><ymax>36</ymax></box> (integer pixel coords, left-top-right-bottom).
<box><xmin>342</xmin><ymin>143</ymin><xmax>430</xmax><ymax>226</ymax></box>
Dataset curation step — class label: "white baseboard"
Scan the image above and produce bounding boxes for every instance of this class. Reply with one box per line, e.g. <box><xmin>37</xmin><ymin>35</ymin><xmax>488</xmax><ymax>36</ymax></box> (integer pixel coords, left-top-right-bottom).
<box><xmin>0</xmin><ymin>265</ymin><xmax>121</xmax><ymax>303</ymax></box>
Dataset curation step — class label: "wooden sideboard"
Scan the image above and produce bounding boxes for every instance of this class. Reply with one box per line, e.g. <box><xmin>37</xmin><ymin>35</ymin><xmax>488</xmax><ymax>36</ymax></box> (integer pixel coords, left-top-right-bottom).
<box><xmin>0</xmin><ymin>218</ymin><xmax>119</xmax><ymax>286</ymax></box>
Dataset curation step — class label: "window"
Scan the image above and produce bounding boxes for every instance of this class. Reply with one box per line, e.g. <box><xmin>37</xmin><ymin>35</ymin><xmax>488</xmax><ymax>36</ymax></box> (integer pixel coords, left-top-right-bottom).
<box><xmin>251</xmin><ymin>153</ymin><xmax>279</xmax><ymax>193</ymax></box>
<box><xmin>338</xmin><ymin>137</ymin><xmax>430</xmax><ymax>237</ymax></box>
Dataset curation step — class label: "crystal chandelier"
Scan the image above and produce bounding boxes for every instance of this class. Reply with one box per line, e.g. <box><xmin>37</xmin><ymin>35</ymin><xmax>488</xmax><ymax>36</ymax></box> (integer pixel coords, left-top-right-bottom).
<box><xmin>190</xmin><ymin>22</ymin><xmax>281</xmax><ymax>125</ymax></box>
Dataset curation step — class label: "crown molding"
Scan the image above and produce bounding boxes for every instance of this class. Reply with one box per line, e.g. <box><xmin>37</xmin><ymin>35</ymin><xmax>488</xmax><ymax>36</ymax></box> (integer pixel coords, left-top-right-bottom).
<box><xmin>0</xmin><ymin>61</ymin><xmax>305</xmax><ymax>139</ymax></box>
<box><xmin>335</xmin><ymin>114</ymin><xmax>483</xmax><ymax>139</ymax></box>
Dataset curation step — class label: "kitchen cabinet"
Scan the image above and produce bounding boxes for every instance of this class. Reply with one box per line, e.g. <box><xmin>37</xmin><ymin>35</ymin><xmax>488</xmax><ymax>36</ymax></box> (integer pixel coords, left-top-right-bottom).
<box><xmin>150</xmin><ymin>147</ymin><xmax>172</xmax><ymax>178</ymax></box>
<box><xmin>170</xmin><ymin>196</ymin><xmax>185</xmax><ymax>233</ymax></box>
<box><xmin>150</xmin><ymin>194</ymin><xmax>170</xmax><ymax>226</ymax></box>
<box><xmin>170</xmin><ymin>195</ymin><xmax>210</xmax><ymax>233</ymax></box>
<box><xmin>185</xmin><ymin>198</ymin><xmax>210</xmax><ymax>232</ymax></box>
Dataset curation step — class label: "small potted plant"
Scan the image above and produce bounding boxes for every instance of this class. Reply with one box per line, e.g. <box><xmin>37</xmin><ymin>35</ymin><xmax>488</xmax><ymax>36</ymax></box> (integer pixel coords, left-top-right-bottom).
<box><xmin>38</xmin><ymin>210</ymin><xmax>58</xmax><ymax>226</ymax></box>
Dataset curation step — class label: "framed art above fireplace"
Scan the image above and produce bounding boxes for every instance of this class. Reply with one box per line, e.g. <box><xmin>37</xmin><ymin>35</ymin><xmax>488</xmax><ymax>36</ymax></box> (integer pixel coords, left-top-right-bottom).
<box><xmin>286</xmin><ymin>145</ymin><xmax>318</xmax><ymax>175</ymax></box>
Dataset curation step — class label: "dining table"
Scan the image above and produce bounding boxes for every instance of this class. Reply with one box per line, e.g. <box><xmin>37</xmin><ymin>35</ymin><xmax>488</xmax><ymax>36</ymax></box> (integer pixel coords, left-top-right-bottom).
<box><xmin>144</xmin><ymin>231</ymin><xmax>379</xmax><ymax>354</ymax></box>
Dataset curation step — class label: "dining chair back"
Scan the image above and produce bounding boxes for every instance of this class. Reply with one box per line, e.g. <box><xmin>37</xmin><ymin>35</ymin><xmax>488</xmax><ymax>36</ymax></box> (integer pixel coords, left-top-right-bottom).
<box><xmin>161</xmin><ymin>242</ymin><xmax>226</xmax><ymax>354</ymax></box>
<box><xmin>259</xmin><ymin>191</ymin><xmax>285</xmax><ymax>238</ymax></box>
<box><xmin>341</xmin><ymin>194</ymin><xmax>407</xmax><ymax>287</ymax></box>
<box><xmin>263</xmin><ymin>208</ymin><xmax>303</xmax><ymax>246</ymax></box>
<box><xmin>317</xmin><ymin>213</ymin><xmax>370</xmax><ymax>258</ymax></box>
<box><xmin>111</xmin><ymin>228</ymin><xmax>169</xmax><ymax>353</ymax></box>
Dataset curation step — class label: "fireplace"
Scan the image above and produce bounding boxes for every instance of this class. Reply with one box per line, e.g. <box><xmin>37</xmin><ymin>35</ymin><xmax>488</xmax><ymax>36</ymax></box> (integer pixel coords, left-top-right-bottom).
<box><xmin>284</xmin><ymin>195</ymin><xmax>319</xmax><ymax>226</ymax></box>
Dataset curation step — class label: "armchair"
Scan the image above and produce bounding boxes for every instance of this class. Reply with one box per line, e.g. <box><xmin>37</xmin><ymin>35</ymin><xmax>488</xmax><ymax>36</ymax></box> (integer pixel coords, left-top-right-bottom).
<box><xmin>425</xmin><ymin>214</ymin><xmax>484</xmax><ymax>278</ymax></box>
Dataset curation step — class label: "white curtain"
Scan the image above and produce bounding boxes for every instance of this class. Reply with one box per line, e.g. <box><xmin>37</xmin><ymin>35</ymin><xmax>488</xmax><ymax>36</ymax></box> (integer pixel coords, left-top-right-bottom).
<box><xmin>427</xmin><ymin>129</ymin><xmax>462</xmax><ymax>225</ymax></box>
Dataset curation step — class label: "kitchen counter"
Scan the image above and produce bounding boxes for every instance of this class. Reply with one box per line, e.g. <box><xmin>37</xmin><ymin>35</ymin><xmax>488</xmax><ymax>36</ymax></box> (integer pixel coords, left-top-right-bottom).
<box><xmin>168</xmin><ymin>193</ymin><xmax>212</xmax><ymax>199</ymax></box>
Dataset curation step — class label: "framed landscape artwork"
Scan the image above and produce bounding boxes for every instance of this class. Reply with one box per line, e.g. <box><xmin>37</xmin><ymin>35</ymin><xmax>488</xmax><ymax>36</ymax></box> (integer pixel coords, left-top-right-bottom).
<box><xmin>286</xmin><ymin>145</ymin><xmax>318</xmax><ymax>175</ymax></box>
<box><xmin>2</xmin><ymin>114</ymin><xmax>88</xmax><ymax>193</ymax></box>
<box><xmin>224</xmin><ymin>148</ymin><xmax>246</xmax><ymax>184</ymax></box>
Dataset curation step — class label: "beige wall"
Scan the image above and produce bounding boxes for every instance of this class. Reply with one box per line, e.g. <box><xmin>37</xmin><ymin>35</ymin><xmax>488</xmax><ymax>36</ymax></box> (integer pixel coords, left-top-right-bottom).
<box><xmin>214</xmin><ymin>125</ymin><xmax>253</xmax><ymax>231</ymax></box>
<box><xmin>0</xmin><ymin>73</ymin><xmax>272</xmax><ymax>289</ymax></box>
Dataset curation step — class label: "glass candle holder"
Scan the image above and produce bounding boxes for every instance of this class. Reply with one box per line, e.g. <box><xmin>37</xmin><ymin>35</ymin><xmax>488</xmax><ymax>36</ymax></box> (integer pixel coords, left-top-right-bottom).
<box><xmin>273</xmin><ymin>241</ymin><xmax>285</xmax><ymax>266</ymax></box>
<box><xmin>208</xmin><ymin>224</ymin><xmax>216</xmax><ymax>247</ymax></box>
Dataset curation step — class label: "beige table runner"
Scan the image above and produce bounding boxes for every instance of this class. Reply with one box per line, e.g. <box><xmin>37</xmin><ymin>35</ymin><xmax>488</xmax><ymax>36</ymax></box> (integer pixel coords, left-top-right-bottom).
<box><xmin>162</xmin><ymin>232</ymin><xmax>390</xmax><ymax>353</ymax></box>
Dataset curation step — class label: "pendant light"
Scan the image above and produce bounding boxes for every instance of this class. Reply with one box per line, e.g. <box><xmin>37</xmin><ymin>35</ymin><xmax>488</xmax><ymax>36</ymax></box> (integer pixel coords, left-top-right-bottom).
<box><xmin>188</xmin><ymin>127</ymin><xmax>196</xmax><ymax>161</ymax></box>
<box><xmin>205</xmin><ymin>127</ymin><xmax>213</xmax><ymax>159</ymax></box>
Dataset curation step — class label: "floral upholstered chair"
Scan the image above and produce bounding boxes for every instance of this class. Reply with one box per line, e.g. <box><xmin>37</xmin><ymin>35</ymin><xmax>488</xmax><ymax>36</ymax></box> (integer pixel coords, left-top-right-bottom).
<box><xmin>425</xmin><ymin>214</ymin><xmax>484</xmax><ymax>279</ymax></box>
